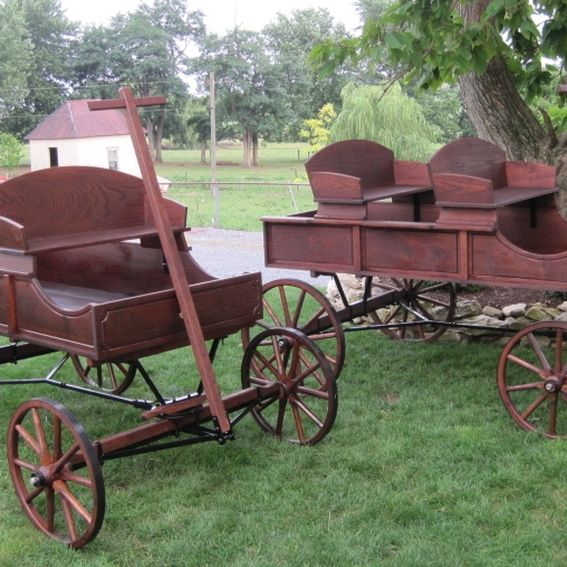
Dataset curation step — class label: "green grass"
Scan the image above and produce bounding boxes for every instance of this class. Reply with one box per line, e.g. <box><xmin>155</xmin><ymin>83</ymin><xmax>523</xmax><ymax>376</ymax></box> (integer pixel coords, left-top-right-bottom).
<box><xmin>157</xmin><ymin>143</ymin><xmax>316</xmax><ymax>231</ymax></box>
<box><xmin>1</xmin><ymin>332</ymin><xmax>567</xmax><ymax>566</ymax></box>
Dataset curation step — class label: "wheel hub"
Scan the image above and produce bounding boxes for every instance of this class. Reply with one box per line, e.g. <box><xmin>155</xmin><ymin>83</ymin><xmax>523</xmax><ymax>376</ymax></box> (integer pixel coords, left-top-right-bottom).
<box><xmin>544</xmin><ymin>377</ymin><xmax>562</xmax><ymax>393</ymax></box>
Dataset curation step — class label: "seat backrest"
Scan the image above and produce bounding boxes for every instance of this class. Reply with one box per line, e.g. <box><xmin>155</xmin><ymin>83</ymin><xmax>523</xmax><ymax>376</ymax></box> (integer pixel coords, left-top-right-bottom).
<box><xmin>429</xmin><ymin>137</ymin><xmax>507</xmax><ymax>188</ymax></box>
<box><xmin>305</xmin><ymin>140</ymin><xmax>395</xmax><ymax>189</ymax></box>
<box><xmin>0</xmin><ymin>166</ymin><xmax>185</xmax><ymax>243</ymax></box>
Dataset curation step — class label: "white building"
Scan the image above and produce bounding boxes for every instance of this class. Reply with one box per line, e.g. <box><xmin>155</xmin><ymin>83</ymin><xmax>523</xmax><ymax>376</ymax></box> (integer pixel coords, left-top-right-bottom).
<box><xmin>25</xmin><ymin>99</ymin><xmax>142</xmax><ymax>176</ymax></box>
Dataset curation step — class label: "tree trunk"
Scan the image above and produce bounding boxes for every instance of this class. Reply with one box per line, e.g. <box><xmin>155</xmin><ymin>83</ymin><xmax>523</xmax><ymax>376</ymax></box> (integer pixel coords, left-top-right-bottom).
<box><xmin>243</xmin><ymin>128</ymin><xmax>252</xmax><ymax>167</ymax></box>
<box><xmin>252</xmin><ymin>133</ymin><xmax>259</xmax><ymax>166</ymax></box>
<box><xmin>458</xmin><ymin>58</ymin><xmax>547</xmax><ymax>161</ymax></box>
<box><xmin>456</xmin><ymin>0</ymin><xmax>567</xmax><ymax>211</ymax></box>
<box><xmin>200</xmin><ymin>141</ymin><xmax>207</xmax><ymax>164</ymax></box>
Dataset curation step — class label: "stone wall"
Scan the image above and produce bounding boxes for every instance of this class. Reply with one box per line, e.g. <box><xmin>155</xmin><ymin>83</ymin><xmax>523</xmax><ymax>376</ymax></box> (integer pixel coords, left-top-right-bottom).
<box><xmin>326</xmin><ymin>274</ymin><xmax>567</xmax><ymax>344</ymax></box>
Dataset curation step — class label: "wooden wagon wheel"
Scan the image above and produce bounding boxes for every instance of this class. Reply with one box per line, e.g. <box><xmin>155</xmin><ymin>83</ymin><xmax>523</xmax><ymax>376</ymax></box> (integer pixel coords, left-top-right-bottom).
<box><xmin>498</xmin><ymin>321</ymin><xmax>567</xmax><ymax>439</ymax></box>
<box><xmin>241</xmin><ymin>279</ymin><xmax>345</xmax><ymax>379</ymax></box>
<box><xmin>241</xmin><ymin>327</ymin><xmax>338</xmax><ymax>445</ymax></box>
<box><xmin>369</xmin><ymin>278</ymin><xmax>456</xmax><ymax>342</ymax></box>
<box><xmin>7</xmin><ymin>398</ymin><xmax>105</xmax><ymax>548</ymax></box>
<box><xmin>70</xmin><ymin>355</ymin><xmax>136</xmax><ymax>395</ymax></box>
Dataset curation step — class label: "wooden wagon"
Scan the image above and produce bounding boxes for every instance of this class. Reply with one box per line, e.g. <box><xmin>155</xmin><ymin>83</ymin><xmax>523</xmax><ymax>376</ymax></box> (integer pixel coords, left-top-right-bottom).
<box><xmin>258</xmin><ymin>137</ymin><xmax>567</xmax><ymax>439</ymax></box>
<box><xmin>1</xmin><ymin>89</ymin><xmax>338</xmax><ymax>548</ymax></box>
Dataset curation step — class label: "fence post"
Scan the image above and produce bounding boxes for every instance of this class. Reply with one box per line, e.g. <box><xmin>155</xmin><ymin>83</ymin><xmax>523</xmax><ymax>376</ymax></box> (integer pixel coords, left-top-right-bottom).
<box><xmin>210</xmin><ymin>72</ymin><xmax>220</xmax><ymax>228</ymax></box>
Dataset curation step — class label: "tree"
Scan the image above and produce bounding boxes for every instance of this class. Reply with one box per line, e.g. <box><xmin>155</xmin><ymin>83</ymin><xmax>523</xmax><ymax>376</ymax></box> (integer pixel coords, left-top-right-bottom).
<box><xmin>197</xmin><ymin>29</ymin><xmax>290</xmax><ymax>167</ymax></box>
<box><xmin>312</xmin><ymin>1</ymin><xmax>567</xmax><ymax>193</ymax></box>
<box><xmin>330</xmin><ymin>83</ymin><xmax>438</xmax><ymax>160</ymax></box>
<box><xmin>299</xmin><ymin>103</ymin><xmax>336</xmax><ymax>151</ymax></box>
<box><xmin>0</xmin><ymin>132</ymin><xmax>23</xmax><ymax>176</ymax></box>
<box><xmin>74</xmin><ymin>0</ymin><xmax>205</xmax><ymax>162</ymax></box>
<box><xmin>0</xmin><ymin>0</ymin><xmax>33</xmax><ymax>124</ymax></box>
<box><xmin>186</xmin><ymin>110</ymin><xmax>210</xmax><ymax>163</ymax></box>
<box><xmin>263</xmin><ymin>9</ymin><xmax>353</xmax><ymax>140</ymax></box>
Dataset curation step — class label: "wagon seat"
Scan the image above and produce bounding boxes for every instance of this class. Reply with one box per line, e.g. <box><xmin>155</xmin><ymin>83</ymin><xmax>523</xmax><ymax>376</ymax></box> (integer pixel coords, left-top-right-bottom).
<box><xmin>0</xmin><ymin>166</ymin><xmax>263</xmax><ymax>361</ymax></box>
<box><xmin>305</xmin><ymin>140</ymin><xmax>436</xmax><ymax>222</ymax></box>
<box><xmin>429</xmin><ymin>137</ymin><xmax>563</xmax><ymax>254</ymax></box>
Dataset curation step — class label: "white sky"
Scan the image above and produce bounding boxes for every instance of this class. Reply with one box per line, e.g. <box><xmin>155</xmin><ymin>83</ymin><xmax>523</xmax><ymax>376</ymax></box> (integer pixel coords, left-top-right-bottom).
<box><xmin>60</xmin><ymin>0</ymin><xmax>362</xmax><ymax>33</ymax></box>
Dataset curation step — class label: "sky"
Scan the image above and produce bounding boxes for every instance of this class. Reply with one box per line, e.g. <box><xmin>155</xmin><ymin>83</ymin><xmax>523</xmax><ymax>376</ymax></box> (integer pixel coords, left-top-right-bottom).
<box><xmin>59</xmin><ymin>0</ymin><xmax>362</xmax><ymax>34</ymax></box>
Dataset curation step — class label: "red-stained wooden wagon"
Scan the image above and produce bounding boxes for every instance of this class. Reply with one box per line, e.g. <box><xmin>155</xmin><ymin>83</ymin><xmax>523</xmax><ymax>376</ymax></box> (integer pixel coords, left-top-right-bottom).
<box><xmin>259</xmin><ymin>136</ymin><xmax>567</xmax><ymax>439</ymax></box>
<box><xmin>1</xmin><ymin>88</ymin><xmax>338</xmax><ymax>549</ymax></box>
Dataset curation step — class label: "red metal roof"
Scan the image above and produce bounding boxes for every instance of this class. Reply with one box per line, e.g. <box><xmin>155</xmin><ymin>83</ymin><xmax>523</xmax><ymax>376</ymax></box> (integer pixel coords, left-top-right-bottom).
<box><xmin>26</xmin><ymin>99</ymin><xmax>130</xmax><ymax>140</ymax></box>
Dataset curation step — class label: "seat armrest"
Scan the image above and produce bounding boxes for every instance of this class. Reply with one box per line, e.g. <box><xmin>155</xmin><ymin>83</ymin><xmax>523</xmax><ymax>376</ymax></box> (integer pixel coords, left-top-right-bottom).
<box><xmin>309</xmin><ymin>171</ymin><xmax>363</xmax><ymax>202</ymax></box>
<box><xmin>505</xmin><ymin>161</ymin><xmax>557</xmax><ymax>188</ymax></box>
<box><xmin>433</xmin><ymin>173</ymin><xmax>494</xmax><ymax>205</ymax></box>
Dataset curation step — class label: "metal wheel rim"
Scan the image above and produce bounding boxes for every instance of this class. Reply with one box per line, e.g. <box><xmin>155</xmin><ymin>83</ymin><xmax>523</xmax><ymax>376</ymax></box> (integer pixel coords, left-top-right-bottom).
<box><xmin>241</xmin><ymin>327</ymin><xmax>338</xmax><ymax>445</ymax></box>
<box><xmin>369</xmin><ymin>278</ymin><xmax>456</xmax><ymax>342</ymax></box>
<box><xmin>7</xmin><ymin>398</ymin><xmax>105</xmax><ymax>548</ymax></box>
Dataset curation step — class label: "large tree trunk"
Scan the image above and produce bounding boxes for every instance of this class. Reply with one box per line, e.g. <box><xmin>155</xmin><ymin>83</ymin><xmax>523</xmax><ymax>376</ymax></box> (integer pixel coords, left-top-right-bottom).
<box><xmin>457</xmin><ymin>0</ymin><xmax>567</xmax><ymax>210</ymax></box>
<box><xmin>200</xmin><ymin>141</ymin><xmax>207</xmax><ymax>164</ymax></box>
<box><xmin>458</xmin><ymin>57</ymin><xmax>547</xmax><ymax>161</ymax></box>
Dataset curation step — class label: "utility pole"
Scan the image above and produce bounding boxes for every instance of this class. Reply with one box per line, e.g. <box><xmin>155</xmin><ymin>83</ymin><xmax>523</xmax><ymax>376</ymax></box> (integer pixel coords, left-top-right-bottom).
<box><xmin>210</xmin><ymin>72</ymin><xmax>220</xmax><ymax>228</ymax></box>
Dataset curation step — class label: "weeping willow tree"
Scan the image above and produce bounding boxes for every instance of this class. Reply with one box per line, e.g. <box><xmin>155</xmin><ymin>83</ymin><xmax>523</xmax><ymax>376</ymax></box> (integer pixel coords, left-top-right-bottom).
<box><xmin>330</xmin><ymin>83</ymin><xmax>439</xmax><ymax>161</ymax></box>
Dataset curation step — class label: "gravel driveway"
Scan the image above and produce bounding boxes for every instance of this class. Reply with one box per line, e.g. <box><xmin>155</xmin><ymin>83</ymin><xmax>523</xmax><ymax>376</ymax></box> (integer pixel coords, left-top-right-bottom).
<box><xmin>187</xmin><ymin>227</ymin><xmax>329</xmax><ymax>287</ymax></box>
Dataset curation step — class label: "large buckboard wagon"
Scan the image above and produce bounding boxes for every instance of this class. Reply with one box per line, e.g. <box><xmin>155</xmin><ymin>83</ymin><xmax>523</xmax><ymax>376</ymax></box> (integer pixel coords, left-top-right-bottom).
<box><xmin>258</xmin><ymin>136</ymin><xmax>567</xmax><ymax>440</ymax></box>
<box><xmin>0</xmin><ymin>89</ymin><xmax>338</xmax><ymax>548</ymax></box>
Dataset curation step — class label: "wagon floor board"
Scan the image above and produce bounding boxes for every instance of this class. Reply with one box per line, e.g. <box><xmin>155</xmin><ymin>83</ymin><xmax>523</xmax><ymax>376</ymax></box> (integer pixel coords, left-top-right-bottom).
<box><xmin>41</xmin><ymin>281</ymin><xmax>129</xmax><ymax>309</ymax></box>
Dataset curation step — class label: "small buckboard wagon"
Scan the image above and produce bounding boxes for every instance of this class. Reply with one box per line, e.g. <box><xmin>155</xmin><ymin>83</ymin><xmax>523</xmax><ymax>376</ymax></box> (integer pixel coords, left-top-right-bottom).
<box><xmin>258</xmin><ymin>137</ymin><xmax>567</xmax><ymax>439</ymax></box>
<box><xmin>0</xmin><ymin>89</ymin><xmax>338</xmax><ymax>548</ymax></box>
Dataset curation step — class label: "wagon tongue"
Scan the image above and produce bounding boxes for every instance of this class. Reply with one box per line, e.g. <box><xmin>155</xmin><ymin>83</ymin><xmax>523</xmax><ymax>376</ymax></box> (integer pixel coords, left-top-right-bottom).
<box><xmin>88</xmin><ymin>88</ymin><xmax>231</xmax><ymax>436</ymax></box>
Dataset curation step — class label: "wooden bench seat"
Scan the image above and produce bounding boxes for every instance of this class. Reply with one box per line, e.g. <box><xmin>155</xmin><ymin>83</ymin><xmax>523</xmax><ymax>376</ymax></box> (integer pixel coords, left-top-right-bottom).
<box><xmin>429</xmin><ymin>138</ymin><xmax>558</xmax><ymax>228</ymax></box>
<box><xmin>0</xmin><ymin>166</ymin><xmax>187</xmax><ymax>253</ymax></box>
<box><xmin>305</xmin><ymin>140</ymin><xmax>432</xmax><ymax>220</ymax></box>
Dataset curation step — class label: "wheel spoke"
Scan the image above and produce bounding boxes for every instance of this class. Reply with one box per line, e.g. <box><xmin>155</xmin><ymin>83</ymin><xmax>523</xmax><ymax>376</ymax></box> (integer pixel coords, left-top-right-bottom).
<box><xmin>521</xmin><ymin>392</ymin><xmax>548</xmax><ymax>420</ymax></box>
<box><xmin>51</xmin><ymin>441</ymin><xmax>80</xmax><ymax>476</ymax></box>
<box><xmin>507</xmin><ymin>353</ymin><xmax>546</xmax><ymax>378</ymax></box>
<box><xmin>262</xmin><ymin>297</ymin><xmax>283</xmax><ymax>327</ymax></box>
<box><xmin>46</xmin><ymin>487</ymin><xmax>55</xmax><ymax>533</ymax></box>
<box><xmin>292</xmin><ymin>289</ymin><xmax>307</xmax><ymax>328</ymax></box>
<box><xmin>506</xmin><ymin>381</ymin><xmax>543</xmax><ymax>392</ymax></box>
<box><xmin>277</xmin><ymin>285</ymin><xmax>293</xmax><ymax>327</ymax></box>
<box><xmin>55</xmin><ymin>481</ymin><xmax>92</xmax><ymax>524</ymax></box>
<box><xmin>275</xmin><ymin>398</ymin><xmax>287</xmax><ymax>436</ymax></box>
<box><xmin>60</xmin><ymin>470</ymin><xmax>94</xmax><ymax>489</ymax></box>
<box><xmin>60</xmin><ymin>494</ymin><xmax>78</xmax><ymax>542</ymax></box>
<box><xmin>527</xmin><ymin>333</ymin><xmax>551</xmax><ymax>373</ymax></box>
<box><xmin>292</xmin><ymin>395</ymin><xmax>324</xmax><ymax>429</ymax></box>
<box><xmin>297</xmin><ymin>385</ymin><xmax>330</xmax><ymax>400</ymax></box>
<box><xmin>290</xmin><ymin>399</ymin><xmax>306</xmax><ymax>444</ymax></box>
<box><xmin>25</xmin><ymin>485</ymin><xmax>45</xmax><ymax>504</ymax></box>
<box><xmin>13</xmin><ymin>458</ymin><xmax>37</xmax><ymax>472</ymax></box>
<box><xmin>15</xmin><ymin>424</ymin><xmax>41</xmax><ymax>455</ymax></box>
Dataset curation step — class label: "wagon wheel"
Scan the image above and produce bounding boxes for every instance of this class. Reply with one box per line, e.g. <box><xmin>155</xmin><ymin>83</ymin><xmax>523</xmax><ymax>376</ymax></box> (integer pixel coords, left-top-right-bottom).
<box><xmin>241</xmin><ymin>279</ymin><xmax>345</xmax><ymax>379</ymax></box>
<box><xmin>498</xmin><ymin>321</ymin><xmax>567</xmax><ymax>439</ymax></box>
<box><xmin>241</xmin><ymin>327</ymin><xmax>338</xmax><ymax>445</ymax></box>
<box><xmin>369</xmin><ymin>278</ymin><xmax>456</xmax><ymax>342</ymax></box>
<box><xmin>7</xmin><ymin>398</ymin><xmax>105</xmax><ymax>548</ymax></box>
<box><xmin>70</xmin><ymin>355</ymin><xmax>136</xmax><ymax>395</ymax></box>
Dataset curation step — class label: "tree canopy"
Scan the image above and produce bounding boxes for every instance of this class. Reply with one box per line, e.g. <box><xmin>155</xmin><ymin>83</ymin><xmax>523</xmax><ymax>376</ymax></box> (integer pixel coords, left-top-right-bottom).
<box><xmin>330</xmin><ymin>83</ymin><xmax>438</xmax><ymax>160</ymax></box>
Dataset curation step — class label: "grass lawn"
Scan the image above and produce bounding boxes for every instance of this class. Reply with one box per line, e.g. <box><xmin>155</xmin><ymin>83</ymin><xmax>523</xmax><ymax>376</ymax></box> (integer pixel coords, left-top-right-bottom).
<box><xmin>1</xmin><ymin>331</ymin><xmax>567</xmax><ymax>566</ymax></box>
